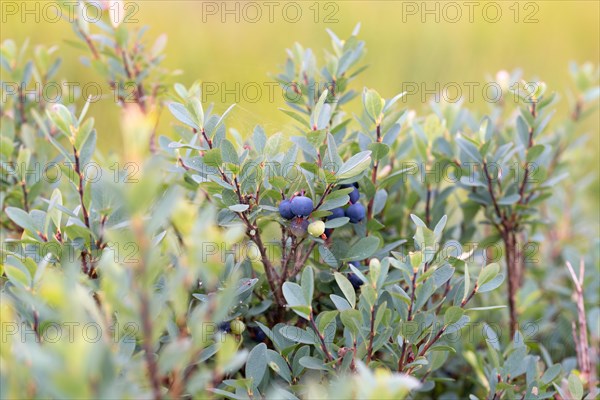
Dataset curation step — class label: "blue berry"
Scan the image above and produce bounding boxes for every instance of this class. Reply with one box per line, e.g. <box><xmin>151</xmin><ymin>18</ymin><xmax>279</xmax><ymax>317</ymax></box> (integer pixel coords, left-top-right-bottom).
<box><xmin>328</xmin><ymin>207</ymin><xmax>345</xmax><ymax>220</ymax></box>
<box><xmin>290</xmin><ymin>218</ymin><xmax>309</xmax><ymax>237</ymax></box>
<box><xmin>217</xmin><ymin>321</ymin><xmax>231</xmax><ymax>333</ymax></box>
<box><xmin>347</xmin><ymin>272</ymin><xmax>364</xmax><ymax>290</ymax></box>
<box><xmin>345</xmin><ymin>203</ymin><xmax>366</xmax><ymax>223</ymax></box>
<box><xmin>279</xmin><ymin>199</ymin><xmax>294</xmax><ymax>219</ymax></box>
<box><xmin>349</xmin><ymin>187</ymin><xmax>360</xmax><ymax>204</ymax></box>
<box><xmin>290</xmin><ymin>196</ymin><xmax>314</xmax><ymax>217</ymax></box>
<box><xmin>250</xmin><ymin>326</ymin><xmax>267</xmax><ymax>342</ymax></box>
<box><xmin>324</xmin><ymin>228</ymin><xmax>333</xmax><ymax>237</ymax></box>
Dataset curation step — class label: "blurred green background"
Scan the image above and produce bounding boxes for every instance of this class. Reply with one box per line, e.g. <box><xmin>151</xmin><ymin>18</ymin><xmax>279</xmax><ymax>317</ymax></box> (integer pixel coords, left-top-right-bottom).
<box><xmin>3</xmin><ymin>1</ymin><xmax>598</xmax><ymax>131</ymax></box>
<box><xmin>3</xmin><ymin>0</ymin><xmax>599</xmax><ymax>217</ymax></box>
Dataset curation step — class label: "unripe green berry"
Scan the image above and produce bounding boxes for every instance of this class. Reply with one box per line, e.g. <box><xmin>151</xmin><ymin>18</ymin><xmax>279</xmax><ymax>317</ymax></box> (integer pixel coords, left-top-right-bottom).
<box><xmin>230</xmin><ymin>320</ymin><xmax>246</xmax><ymax>335</ymax></box>
<box><xmin>308</xmin><ymin>220</ymin><xmax>325</xmax><ymax>237</ymax></box>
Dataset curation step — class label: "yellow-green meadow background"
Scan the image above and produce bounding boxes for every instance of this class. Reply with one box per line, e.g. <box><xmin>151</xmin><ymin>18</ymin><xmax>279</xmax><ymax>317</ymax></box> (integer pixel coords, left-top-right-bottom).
<box><xmin>3</xmin><ymin>1</ymin><xmax>598</xmax><ymax>131</ymax></box>
<box><xmin>3</xmin><ymin>0</ymin><xmax>599</xmax><ymax>212</ymax></box>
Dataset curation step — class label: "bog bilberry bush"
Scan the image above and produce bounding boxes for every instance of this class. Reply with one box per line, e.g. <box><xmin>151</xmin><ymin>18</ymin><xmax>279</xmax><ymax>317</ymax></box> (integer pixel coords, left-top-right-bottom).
<box><xmin>1</xmin><ymin>6</ymin><xmax>599</xmax><ymax>400</ymax></box>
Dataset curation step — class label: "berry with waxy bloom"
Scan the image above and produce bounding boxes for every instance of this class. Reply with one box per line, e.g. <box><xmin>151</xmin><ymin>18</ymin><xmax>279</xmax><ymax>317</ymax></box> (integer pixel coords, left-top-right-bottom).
<box><xmin>290</xmin><ymin>196</ymin><xmax>314</xmax><ymax>217</ymax></box>
<box><xmin>348</xmin><ymin>187</ymin><xmax>360</xmax><ymax>204</ymax></box>
<box><xmin>279</xmin><ymin>199</ymin><xmax>294</xmax><ymax>219</ymax></box>
<box><xmin>290</xmin><ymin>218</ymin><xmax>309</xmax><ymax>237</ymax></box>
<box><xmin>346</xmin><ymin>202</ymin><xmax>366</xmax><ymax>223</ymax></box>
<box><xmin>347</xmin><ymin>272</ymin><xmax>364</xmax><ymax>290</ymax></box>
<box><xmin>328</xmin><ymin>207</ymin><xmax>345</xmax><ymax>220</ymax></box>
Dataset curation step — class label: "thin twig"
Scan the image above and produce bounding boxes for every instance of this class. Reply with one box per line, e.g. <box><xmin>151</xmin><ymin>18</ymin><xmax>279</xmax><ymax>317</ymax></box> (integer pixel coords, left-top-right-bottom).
<box><xmin>365</xmin><ymin>304</ymin><xmax>377</xmax><ymax>364</ymax></box>
<box><xmin>20</xmin><ymin>180</ymin><xmax>29</xmax><ymax>212</ymax></box>
<box><xmin>140</xmin><ymin>292</ymin><xmax>162</xmax><ymax>400</ymax></box>
<box><xmin>76</xmin><ymin>22</ymin><xmax>100</xmax><ymax>60</ymax></box>
<box><xmin>366</xmin><ymin>124</ymin><xmax>382</xmax><ymax>235</ymax></box>
<box><xmin>196</xmin><ymin>128</ymin><xmax>284</xmax><ymax>308</ymax></box>
<box><xmin>405</xmin><ymin>285</ymin><xmax>478</xmax><ymax>374</ymax></box>
<box><xmin>309</xmin><ymin>313</ymin><xmax>335</xmax><ymax>364</ymax></box>
<box><xmin>424</xmin><ymin>184</ymin><xmax>432</xmax><ymax>227</ymax></box>
<box><xmin>289</xmin><ymin>241</ymin><xmax>318</xmax><ymax>278</ymax></box>
<box><xmin>566</xmin><ymin>259</ymin><xmax>593</xmax><ymax>390</ymax></box>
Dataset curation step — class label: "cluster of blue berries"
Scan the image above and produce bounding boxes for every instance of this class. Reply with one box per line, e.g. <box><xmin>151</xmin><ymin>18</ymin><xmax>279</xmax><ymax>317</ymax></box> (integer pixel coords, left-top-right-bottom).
<box><xmin>278</xmin><ymin>195</ymin><xmax>314</xmax><ymax>219</ymax></box>
<box><xmin>278</xmin><ymin>195</ymin><xmax>326</xmax><ymax>238</ymax></box>
<box><xmin>327</xmin><ymin>182</ymin><xmax>365</xmax><ymax>224</ymax></box>
<box><xmin>278</xmin><ymin>183</ymin><xmax>365</xmax><ymax>239</ymax></box>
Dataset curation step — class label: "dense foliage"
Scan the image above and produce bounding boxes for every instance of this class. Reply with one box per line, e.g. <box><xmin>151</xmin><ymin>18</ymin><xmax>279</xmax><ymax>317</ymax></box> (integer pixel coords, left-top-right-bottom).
<box><xmin>1</xmin><ymin>4</ymin><xmax>599</xmax><ymax>399</ymax></box>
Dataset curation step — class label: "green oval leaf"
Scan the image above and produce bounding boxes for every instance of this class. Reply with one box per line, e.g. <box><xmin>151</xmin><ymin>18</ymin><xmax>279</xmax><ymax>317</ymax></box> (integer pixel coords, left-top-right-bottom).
<box><xmin>336</xmin><ymin>151</ymin><xmax>372</xmax><ymax>180</ymax></box>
